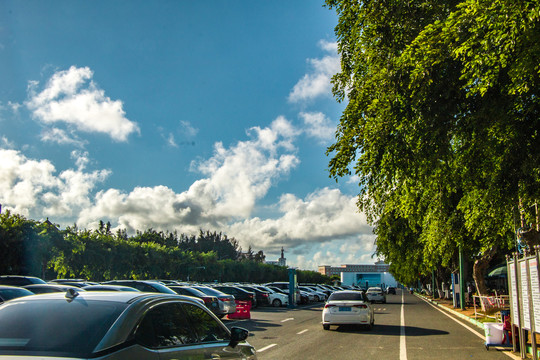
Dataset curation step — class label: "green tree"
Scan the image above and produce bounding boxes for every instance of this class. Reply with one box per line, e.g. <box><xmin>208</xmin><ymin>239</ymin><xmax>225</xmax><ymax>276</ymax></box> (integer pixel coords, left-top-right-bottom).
<box><xmin>325</xmin><ymin>0</ymin><xmax>539</xmax><ymax>294</ymax></box>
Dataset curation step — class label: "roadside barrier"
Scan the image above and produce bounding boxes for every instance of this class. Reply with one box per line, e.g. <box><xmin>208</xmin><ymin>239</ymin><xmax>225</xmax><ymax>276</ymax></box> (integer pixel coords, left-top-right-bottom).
<box><xmin>227</xmin><ymin>300</ymin><xmax>251</xmax><ymax>320</ymax></box>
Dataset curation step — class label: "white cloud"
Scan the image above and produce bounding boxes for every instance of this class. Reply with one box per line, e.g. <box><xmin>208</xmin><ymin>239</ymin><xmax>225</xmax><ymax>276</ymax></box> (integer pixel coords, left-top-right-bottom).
<box><xmin>26</xmin><ymin>66</ymin><xmax>139</xmax><ymax>142</ymax></box>
<box><xmin>288</xmin><ymin>40</ymin><xmax>340</xmax><ymax>103</ymax></box>
<box><xmin>77</xmin><ymin>116</ymin><xmax>301</xmax><ymax>231</ymax></box>
<box><xmin>299</xmin><ymin>111</ymin><xmax>335</xmax><ymax>142</ymax></box>
<box><xmin>40</xmin><ymin>128</ymin><xmax>87</xmax><ymax>147</ymax></box>
<box><xmin>180</xmin><ymin>120</ymin><xmax>199</xmax><ymax>137</ymax></box>
<box><xmin>0</xmin><ymin>149</ymin><xmax>109</xmax><ymax>218</ymax></box>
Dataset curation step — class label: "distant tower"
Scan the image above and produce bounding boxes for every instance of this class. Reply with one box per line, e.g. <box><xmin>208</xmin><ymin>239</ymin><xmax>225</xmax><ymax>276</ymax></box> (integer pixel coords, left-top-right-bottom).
<box><xmin>278</xmin><ymin>247</ymin><xmax>287</xmax><ymax>267</ymax></box>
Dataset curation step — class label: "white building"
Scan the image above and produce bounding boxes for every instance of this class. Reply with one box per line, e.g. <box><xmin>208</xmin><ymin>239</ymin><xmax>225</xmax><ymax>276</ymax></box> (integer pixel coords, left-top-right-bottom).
<box><xmin>318</xmin><ymin>261</ymin><xmax>398</xmax><ymax>289</ymax></box>
<box><xmin>266</xmin><ymin>247</ymin><xmax>287</xmax><ymax>267</ymax></box>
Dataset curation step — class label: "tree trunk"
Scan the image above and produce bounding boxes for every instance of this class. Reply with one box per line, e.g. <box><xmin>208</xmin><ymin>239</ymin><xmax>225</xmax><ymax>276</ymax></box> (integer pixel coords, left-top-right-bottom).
<box><xmin>472</xmin><ymin>246</ymin><xmax>498</xmax><ymax>296</ymax></box>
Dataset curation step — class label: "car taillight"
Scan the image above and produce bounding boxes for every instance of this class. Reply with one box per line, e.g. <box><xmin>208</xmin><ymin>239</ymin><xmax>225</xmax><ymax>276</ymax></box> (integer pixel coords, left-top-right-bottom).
<box><xmin>203</xmin><ymin>297</ymin><xmax>212</xmax><ymax>304</ymax></box>
<box><xmin>324</xmin><ymin>304</ymin><xmax>336</xmax><ymax>308</ymax></box>
<box><xmin>353</xmin><ymin>304</ymin><xmax>367</xmax><ymax>308</ymax></box>
<box><xmin>219</xmin><ymin>297</ymin><xmax>229</xmax><ymax>302</ymax></box>
<box><xmin>262</xmin><ymin>293</ymin><xmax>269</xmax><ymax>297</ymax></box>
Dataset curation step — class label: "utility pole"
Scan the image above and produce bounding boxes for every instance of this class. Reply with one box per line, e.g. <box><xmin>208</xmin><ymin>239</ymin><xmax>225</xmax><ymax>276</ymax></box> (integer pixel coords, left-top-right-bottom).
<box><xmin>459</xmin><ymin>246</ymin><xmax>466</xmax><ymax>310</ymax></box>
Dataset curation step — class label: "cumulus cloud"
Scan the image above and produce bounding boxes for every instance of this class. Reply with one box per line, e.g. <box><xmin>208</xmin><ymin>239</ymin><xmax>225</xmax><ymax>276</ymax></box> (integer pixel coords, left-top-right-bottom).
<box><xmin>288</xmin><ymin>40</ymin><xmax>340</xmax><ymax>103</ymax></box>
<box><xmin>77</xmin><ymin>117</ymin><xmax>301</xmax><ymax>232</ymax></box>
<box><xmin>0</xmin><ymin>148</ymin><xmax>110</xmax><ymax>218</ymax></box>
<box><xmin>26</xmin><ymin>66</ymin><xmax>139</xmax><ymax>142</ymax></box>
<box><xmin>227</xmin><ymin>187</ymin><xmax>372</xmax><ymax>251</ymax></box>
<box><xmin>299</xmin><ymin>111</ymin><xmax>335</xmax><ymax>143</ymax></box>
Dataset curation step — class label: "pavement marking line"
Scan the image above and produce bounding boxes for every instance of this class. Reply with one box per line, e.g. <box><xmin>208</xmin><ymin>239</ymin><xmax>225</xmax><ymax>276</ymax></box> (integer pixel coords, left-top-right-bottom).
<box><xmin>419</xmin><ymin>297</ymin><xmax>520</xmax><ymax>360</ymax></box>
<box><xmin>281</xmin><ymin>318</ymin><xmax>294</xmax><ymax>323</ymax></box>
<box><xmin>297</xmin><ymin>329</ymin><xmax>308</xmax><ymax>335</ymax></box>
<box><xmin>400</xmin><ymin>291</ymin><xmax>407</xmax><ymax>360</ymax></box>
<box><xmin>257</xmin><ymin>344</ymin><xmax>277</xmax><ymax>353</ymax></box>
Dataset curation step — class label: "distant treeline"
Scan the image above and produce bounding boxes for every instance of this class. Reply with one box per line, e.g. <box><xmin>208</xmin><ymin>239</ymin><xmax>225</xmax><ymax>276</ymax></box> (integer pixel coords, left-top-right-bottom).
<box><xmin>0</xmin><ymin>210</ymin><xmax>330</xmax><ymax>284</ymax></box>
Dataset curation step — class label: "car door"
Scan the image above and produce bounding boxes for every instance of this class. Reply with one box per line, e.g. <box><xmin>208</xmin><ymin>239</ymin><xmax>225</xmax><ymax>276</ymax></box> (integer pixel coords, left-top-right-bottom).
<box><xmin>182</xmin><ymin>302</ymin><xmax>252</xmax><ymax>359</ymax></box>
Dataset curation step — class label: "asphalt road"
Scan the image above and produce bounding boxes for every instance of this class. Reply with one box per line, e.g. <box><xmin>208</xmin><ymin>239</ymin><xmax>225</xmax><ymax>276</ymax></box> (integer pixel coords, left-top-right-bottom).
<box><xmin>224</xmin><ymin>289</ymin><xmax>518</xmax><ymax>359</ymax></box>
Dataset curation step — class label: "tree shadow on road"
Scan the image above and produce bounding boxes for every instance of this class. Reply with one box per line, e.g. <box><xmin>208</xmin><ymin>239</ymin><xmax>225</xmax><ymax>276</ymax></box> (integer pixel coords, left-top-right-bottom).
<box><xmin>332</xmin><ymin>324</ymin><xmax>449</xmax><ymax>336</ymax></box>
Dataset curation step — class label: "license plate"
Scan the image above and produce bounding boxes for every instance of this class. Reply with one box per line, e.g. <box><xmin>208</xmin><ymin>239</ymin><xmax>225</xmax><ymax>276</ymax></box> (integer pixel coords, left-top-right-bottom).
<box><xmin>339</xmin><ymin>307</ymin><xmax>351</xmax><ymax>311</ymax></box>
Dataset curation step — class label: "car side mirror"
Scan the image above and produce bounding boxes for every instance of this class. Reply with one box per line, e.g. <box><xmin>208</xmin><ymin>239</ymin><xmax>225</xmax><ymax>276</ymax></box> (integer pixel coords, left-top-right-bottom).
<box><xmin>228</xmin><ymin>327</ymin><xmax>249</xmax><ymax>348</ymax></box>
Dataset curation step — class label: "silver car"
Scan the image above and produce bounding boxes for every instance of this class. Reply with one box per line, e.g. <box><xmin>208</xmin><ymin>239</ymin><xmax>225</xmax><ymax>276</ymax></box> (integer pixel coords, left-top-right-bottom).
<box><xmin>366</xmin><ymin>286</ymin><xmax>387</xmax><ymax>303</ymax></box>
<box><xmin>0</xmin><ymin>290</ymin><xmax>257</xmax><ymax>359</ymax></box>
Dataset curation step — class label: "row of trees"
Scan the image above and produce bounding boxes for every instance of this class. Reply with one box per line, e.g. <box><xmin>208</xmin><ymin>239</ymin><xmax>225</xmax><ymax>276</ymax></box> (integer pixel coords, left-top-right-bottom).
<box><xmin>325</xmin><ymin>0</ymin><xmax>540</xmax><ymax>294</ymax></box>
<box><xmin>0</xmin><ymin>211</ymin><xmax>329</xmax><ymax>284</ymax></box>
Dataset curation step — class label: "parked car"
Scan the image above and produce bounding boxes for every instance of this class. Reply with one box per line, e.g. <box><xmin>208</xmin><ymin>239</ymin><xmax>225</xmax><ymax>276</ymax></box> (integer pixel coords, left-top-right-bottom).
<box><xmin>213</xmin><ymin>285</ymin><xmax>257</xmax><ymax>308</ymax></box>
<box><xmin>252</xmin><ymin>285</ymin><xmax>288</xmax><ymax>307</ymax></box>
<box><xmin>103</xmin><ymin>280</ymin><xmax>178</xmax><ymax>294</ymax></box>
<box><xmin>322</xmin><ymin>290</ymin><xmax>374</xmax><ymax>331</ymax></box>
<box><xmin>0</xmin><ymin>275</ymin><xmax>46</xmax><ymax>286</ymax></box>
<box><xmin>192</xmin><ymin>285</ymin><xmax>236</xmax><ymax>317</ymax></box>
<box><xmin>237</xmin><ymin>285</ymin><xmax>270</xmax><ymax>306</ymax></box>
<box><xmin>299</xmin><ymin>286</ymin><xmax>326</xmax><ymax>302</ymax></box>
<box><xmin>82</xmin><ymin>285</ymin><xmax>140</xmax><ymax>292</ymax></box>
<box><xmin>0</xmin><ymin>291</ymin><xmax>257</xmax><ymax>359</ymax></box>
<box><xmin>0</xmin><ymin>285</ymin><xmax>33</xmax><ymax>304</ymax></box>
<box><xmin>366</xmin><ymin>287</ymin><xmax>387</xmax><ymax>303</ymax></box>
<box><xmin>168</xmin><ymin>285</ymin><xmax>221</xmax><ymax>316</ymax></box>
<box><xmin>264</xmin><ymin>282</ymin><xmax>302</xmax><ymax>304</ymax></box>
<box><xmin>23</xmin><ymin>284</ymin><xmax>85</xmax><ymax>294</ymax></box>
<box><xmin>48</xmin><ymin>280</ymin><xmax>97</xmax><ymax>288</ymax></box>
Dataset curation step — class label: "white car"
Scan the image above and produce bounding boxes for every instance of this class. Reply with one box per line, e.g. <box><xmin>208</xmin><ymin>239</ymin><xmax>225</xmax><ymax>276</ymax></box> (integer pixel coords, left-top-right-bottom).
<box><xmin>299</xmin><ymin>286</ymin><xmax>326</xmax><ymax>302</ymax></box>
<box><xmin>322</xmin><ymin>290</ymin><xmax>374</xmax><ymax>330</ymax></box>
<box><xmin>366</xmin><ymin>287</ymin><xmax>387</xmax><ymax>303</ymax></box>
<box><xmin>254</xmin><ymin>285</ymin><xmax>288</xmax><ymax>307</ymax></box>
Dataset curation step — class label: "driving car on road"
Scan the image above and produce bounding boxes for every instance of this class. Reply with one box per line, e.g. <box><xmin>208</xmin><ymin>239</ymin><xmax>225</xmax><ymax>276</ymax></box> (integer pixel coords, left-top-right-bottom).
<box><xmin>0</xmin><ymin>290</ymin><xmax>257</xmax><ymax>359</ymax></box>
<box><xmin>386</xmin><ymin>286</ymin><xmax>396</xmax><ymax>295</ymax></box>
<box><xmin>366</xmin><ymin>287</ymin><xmax>387</xmax><ymax>303</ymax></box>
<box><xmin>322</xmin><ymin>290</ymin><xmax>374</xmax><ymax>331</ymax></box>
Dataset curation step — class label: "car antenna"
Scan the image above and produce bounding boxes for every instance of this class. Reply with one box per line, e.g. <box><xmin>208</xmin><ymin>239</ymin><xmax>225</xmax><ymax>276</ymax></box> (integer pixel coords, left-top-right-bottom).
<box><xmin>65</xmin><ymin>288</ymin><xmax>79</xmax><ymax>300</ymax></box>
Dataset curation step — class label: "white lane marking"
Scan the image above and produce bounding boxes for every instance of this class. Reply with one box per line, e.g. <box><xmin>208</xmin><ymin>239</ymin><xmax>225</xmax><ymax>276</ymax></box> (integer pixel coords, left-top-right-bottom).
<box><xmin>257</xmin><ymin>344</ymin><xmax>277</xmax><ymax>352</ymax></box>
<box><xmin>281</xmin><ymin>318</ymin><xmax>294</xmax><ymax>323</ymax></box>
<box><xmin>297</xmin><ymin>329</ymin><xmax>308</xmax><ymax>335</ymax></box>
<box><xmin>419</xmin><ymin>297</ymin><xmax>520</xmax><ymax>360</ymax></box>
<box><xmin>400</xmin><ymin>291</ymin><xmax>407</xmax><ymax>360</ymax></box>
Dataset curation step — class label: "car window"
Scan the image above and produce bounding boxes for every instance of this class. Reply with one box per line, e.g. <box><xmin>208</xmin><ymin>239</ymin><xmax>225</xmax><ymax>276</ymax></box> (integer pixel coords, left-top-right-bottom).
<box><xmin>182</xmin><ymin>303</ymin><xmax>229</xmax><ymax>343</ymax></box>
<box><xmin>136</xmin><ymin>303</ymin><xmax>197</xmax><ymax>348</ymax></box>
<box><xmin>328</xmin><ymin>292</ymin><xmax>365</xmax><ymax>301</ymax></box>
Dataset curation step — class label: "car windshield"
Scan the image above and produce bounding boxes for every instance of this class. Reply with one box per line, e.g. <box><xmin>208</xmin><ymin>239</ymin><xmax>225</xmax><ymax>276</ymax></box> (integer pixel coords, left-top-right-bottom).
<box><xmin>328</xmin><ymin>292</ymin><xmax>365</xmax><ymax>301</ymax></box>
<box><xmin>0</xmin><ymin>299</ymin><xmax>127</xmax><ymax>357</ymax></box>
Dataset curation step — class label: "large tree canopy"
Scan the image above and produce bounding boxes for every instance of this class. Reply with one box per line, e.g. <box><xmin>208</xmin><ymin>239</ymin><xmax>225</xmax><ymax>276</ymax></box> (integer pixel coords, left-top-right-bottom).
<box><xmin>326</xmin><ymin>0</ymin><xmax>540</xmax><ymax>291</ymax></box>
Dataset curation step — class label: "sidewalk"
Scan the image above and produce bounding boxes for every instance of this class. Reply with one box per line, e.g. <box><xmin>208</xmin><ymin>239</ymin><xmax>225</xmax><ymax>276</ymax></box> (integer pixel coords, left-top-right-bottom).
<box><xmin>415</xmin><ymin>293</ymin><xmax>522</xmax><ymax>359</ymax></box>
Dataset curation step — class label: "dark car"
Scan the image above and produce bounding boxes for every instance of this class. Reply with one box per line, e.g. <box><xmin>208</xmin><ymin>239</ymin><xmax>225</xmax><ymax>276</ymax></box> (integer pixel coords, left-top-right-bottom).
<box><xmin>0</xmin><ymin>275</ymin><xmax>46</xmax><ymax>286</ymax></box>
<box><xmin>82</xmin><ymin>285</ymin><xmax>140</xmax><ymax>292</ymax></box>
<box><xmin>0</xmin><ymin>291</ymin><xmax>257</xmax><ymax>359</ymax></box>
<box><xmin>237</xmin><ymin>285</ymin><xmax>270</xmax><ymax>306</ymax></box>
<box><xmin>23</xmin><ymin>284</ymin><xmax>85</xmax><ymax>294</ymax></box>
<box><xmin>213</xmin><ymin>285</ymin><xmax>257</xmax><ymax>308</ymax></box>
<box><xmin>168</xmin><ymin>285</ymin><xmax>221</xmax><ymax>316</ymax></box>
<box><xmin>387</xmin><ymin>287</ymin><xmax>396</xmax><ymax>295</ymax></box>
<box><xmin>0</xmin><ymin>285</ymin><xmax>33</xmax><ymax>304</ymax></box>
<box><xmin>103</xmin><ymin>280</ymin><xmax>178</xmax><ymax>294</ymax></box>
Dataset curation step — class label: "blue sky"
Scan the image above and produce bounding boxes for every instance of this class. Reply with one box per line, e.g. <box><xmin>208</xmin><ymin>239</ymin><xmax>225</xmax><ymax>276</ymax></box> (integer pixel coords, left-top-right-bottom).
<box><xmin>0</xmin><ymin>1</ymin><xmax>376</xmax><ymax>271</ymax></box>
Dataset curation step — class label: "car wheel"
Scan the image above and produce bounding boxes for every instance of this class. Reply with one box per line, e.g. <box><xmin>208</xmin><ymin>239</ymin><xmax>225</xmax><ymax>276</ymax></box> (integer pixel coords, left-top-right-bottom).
<box><xmin>272</xmin><ymin>299</ymin><xmax>282</xmax><ymax>307</ymax></box>
<box><xmin>323</xmin><ymin>324</ymin><xmax>330</xmax><ymax>330</ymax></box>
